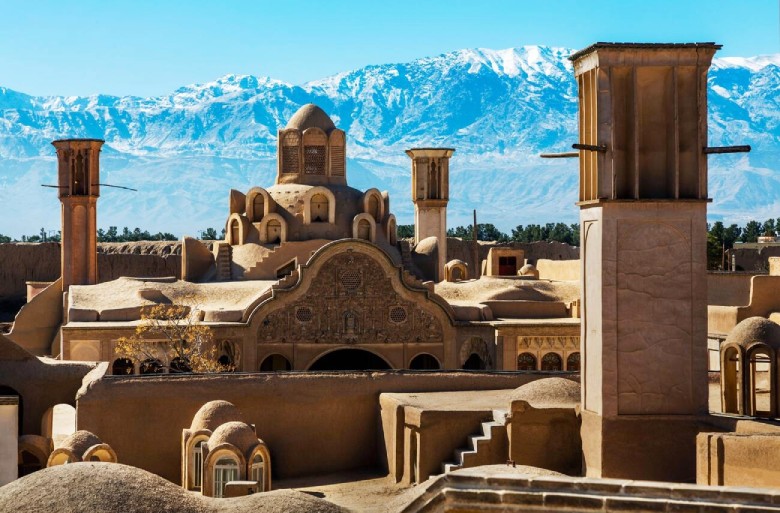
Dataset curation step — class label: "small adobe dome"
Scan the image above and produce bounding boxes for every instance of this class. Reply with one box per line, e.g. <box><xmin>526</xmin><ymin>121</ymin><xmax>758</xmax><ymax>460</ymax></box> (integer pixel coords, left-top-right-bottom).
<box><xmin>207</xmin><ymin>421</ymin><xmax>259</xmax><ymax>457</ymax></box>
<box><xmin>519</xmin><ymin>264</ymin><xmax>537</xmax><ymax>276</ymax></box>
<box><xmin>56</xmin><ymin>430</ymin><xmax>103</xmax><ymax>454</ymax></box>
<box><xmin>511</xmin><ymin>377</ymin><xmax>580</xmax><ymax>409</ymax></box>
<box><xmin>190</xmin><ymin>400</ymin><xmax>245</xmax><ymax>431</ymax></box>
<box><xmin>725</xmin><ymin>317</ymin><xmax>780</xmax><ymax>350</ymax></box>
<box><xmin>286</xmin><ymin>104</ymin><xmax>336</xmax><ymax>133</ymax></box>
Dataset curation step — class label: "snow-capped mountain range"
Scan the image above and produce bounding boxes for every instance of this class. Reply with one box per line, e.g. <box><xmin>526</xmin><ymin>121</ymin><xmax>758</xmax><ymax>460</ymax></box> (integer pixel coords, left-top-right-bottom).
<box><xmin>0</xmin><ymin>45</ymin><xmax>778</xmax><ymax>237</ymax></box>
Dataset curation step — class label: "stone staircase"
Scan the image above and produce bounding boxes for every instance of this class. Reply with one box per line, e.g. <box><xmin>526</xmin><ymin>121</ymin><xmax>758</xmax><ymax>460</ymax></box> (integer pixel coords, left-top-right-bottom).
<box><xmin>215</xmin><ymin>242</ymin><xmax>232</xmax><ymax>281</ymax></box>
<box><xmin>441</xmin><ymin>410</ymin><xmax>508</xmax><ymax>474</ymax></box>
<box><xmin>397</xmin><ymin>240</ymin><xmax>426</xmax><ymax>281</ymax></box>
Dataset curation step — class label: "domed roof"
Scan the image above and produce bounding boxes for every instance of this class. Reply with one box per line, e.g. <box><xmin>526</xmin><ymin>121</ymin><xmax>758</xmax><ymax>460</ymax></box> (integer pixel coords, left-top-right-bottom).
<box><xmin>190</xmin><ymin>400</ymin><xmax>244</xmax><ymax>431</ymax></box>
<box><xmin>207</xmin><ymin>421</ymin><xmax>259</xmax><ymax>457</ymax></box>
<box><xmin>725</xmin><ymin>317</ymin><xmax>780</xmax><ymax>349</ymax></box>
<box><xmin>511</xmin><ymin>377</ymin><xmax>580</xmax><ymax>409</ymax></box>
<box><xmin>56</xmin><ymin>430</ymin><xmax>103</xmax><ymax>456</ymax></box>
<box><xmin>285</xmin><ymin>104</ymin><xmax>336</xmax><ymax>133</ymax></box>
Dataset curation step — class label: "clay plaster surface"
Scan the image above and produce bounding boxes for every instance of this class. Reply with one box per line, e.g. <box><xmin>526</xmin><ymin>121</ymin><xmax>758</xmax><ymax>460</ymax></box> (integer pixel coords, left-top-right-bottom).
<box><xmin>434</xmin><ymin>276</ymin><xmax>579</xmax><ymax>307</ymax></box>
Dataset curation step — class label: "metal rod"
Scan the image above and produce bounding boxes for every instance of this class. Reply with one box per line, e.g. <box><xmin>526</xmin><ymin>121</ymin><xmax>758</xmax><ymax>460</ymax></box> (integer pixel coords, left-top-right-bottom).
<box><xmin>540</xmin><ymin>152</ymin><xmax>580</xmax><ymax>159</ymax></box>
<box><xmin>572</xmin><ymin>143</ymin><xmax>608</xmax><ymax>153</ymax></box>
<box><xmin>703</xmin><ymin>145</ymin><xmax>751</xmax><ymax>154</ymax></box>
<box><xmin>41</xmin><ymin>184</ymin><xmax>67</xmax><ymax>188</ymax></box>
<box><xmin>91</xmin><ymin>183</ymin><xmax>138</xmax><ymax>191</ymax></box>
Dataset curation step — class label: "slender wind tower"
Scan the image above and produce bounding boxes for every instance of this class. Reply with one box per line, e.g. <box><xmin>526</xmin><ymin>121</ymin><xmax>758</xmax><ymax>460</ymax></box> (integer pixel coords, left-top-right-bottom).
<box><xmin>52</xmin><ymin>139</ymin><xmax>104</xmax><ymax>292</ymax></box>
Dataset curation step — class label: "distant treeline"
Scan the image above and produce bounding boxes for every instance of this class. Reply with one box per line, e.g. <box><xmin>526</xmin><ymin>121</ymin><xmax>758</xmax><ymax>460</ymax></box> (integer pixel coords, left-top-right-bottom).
<box><xmin>707</xmin><ymin>218</ymin><xmax>780</xmax><ymax>270</ymax></box>
<box><xmin>398</xmin><ymin>223</ymin><xmax>581</xmax><ymax>246</ymax></box>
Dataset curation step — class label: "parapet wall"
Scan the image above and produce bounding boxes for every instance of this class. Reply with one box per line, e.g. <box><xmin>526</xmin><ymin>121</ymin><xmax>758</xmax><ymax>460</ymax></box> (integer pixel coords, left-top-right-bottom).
<box><xmin>0</xmin><ymin>242</ymin><xmax>181</xmax><ymax>306</ymax></box>
<box><xmin>446</xmin><ymin>239</ymin><xmax>578</xmax><ymax>278</ymax></box>
<box><xmin>76</xmin><ymin>370</ymin><xmax>559</xmax><ymax>483</ymax></box>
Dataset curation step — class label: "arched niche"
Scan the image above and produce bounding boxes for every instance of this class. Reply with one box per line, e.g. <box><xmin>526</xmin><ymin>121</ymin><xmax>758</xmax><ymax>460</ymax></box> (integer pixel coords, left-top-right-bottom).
<box><xmin>386</xmin><ymin>214</ymin><xmax>398</xmax><ymax>245</ymax></box>
<box><xmin>747</xmin><ymin>344</ymin><xmax>776</xmax><ymax>417</ymax></box>
<box><xmin>541</xmin><ymin>352</ymin><xmax>563</xmax><ymax>371</ymax></box>
<box><xmin>444</xmin><ymin>260</ymin><xmax>468</xmax><ymax>282</ymax></box>
<box><xmin>279</xmin><ymin>129</ymin><xmax>301</xmax><ymax>175</ymax></box>
<box><xmin>352</xmin><ymin>213</ymin><xmax>376</xmax><ymax>243</ymax></box>
<box><xmin>721</xmin><ymin>344</ymin><xmax>743</xmax><ymax>414</ymax></box>
<box><xmin>302</xmin><ymin>187</ymin><xmax>336</xmax><ymax>224</ymax></box>
<box><xmin>329</xmin><ymin>129</ymin><xmax>346</xmax><ymax>178</ymax></box>
<box><xmin>566</xmin><ymin>352</ymin><xmax>581</xmax><ymax>371</ymax></box>
<box><xmin>258</xmin><ymin>213</ymin><xmax>287</xmax><ymax>244</ymax></box>
<box><xmin>302</xmin><ymin>127</ymin><xmax>328</xmax><ymax>176</ymax></box>
<box><xmin>245</xmin><ymin>187</ymin><xmax>273</xmax><ymax>223</ymax></box>
<box><xmin>361</xmin><ymin>188</ymin><xmax>385</xmax><ymax>222</ymax></box>
<box><xmin>112</xmin><ymin>357</ymin><xmax>135</xmax><ymax>375</ymax></box>
<box><xmin>226</xmin><ymin>213</ymin><xmax>250</xmax><ymax>246</ymax></box>
<box><xmin>459</xmin><ymin>337</ymin><xmax>492</xmax><ymax>370</ymax></box>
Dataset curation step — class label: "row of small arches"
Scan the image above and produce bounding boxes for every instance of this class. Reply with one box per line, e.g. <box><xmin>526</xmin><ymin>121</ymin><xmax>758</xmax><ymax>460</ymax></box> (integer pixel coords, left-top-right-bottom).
<box><xmin>517</xmin><ymin>352</ymin><xmax>580</xmax><ymax>372</ymax></box>
<box><xmin>111</xmin><ymin>354</ymin><xmax>235</xmax><ymax>375</ymax></box>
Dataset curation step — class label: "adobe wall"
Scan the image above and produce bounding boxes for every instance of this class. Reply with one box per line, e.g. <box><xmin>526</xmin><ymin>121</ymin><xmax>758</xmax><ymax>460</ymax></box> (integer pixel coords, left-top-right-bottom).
<box><xmin>0</xmin><ymin>242</ymin><xmax>181</xmax><ymax>308</ymax></box>
<box><xmin>445</xmin><ymin>239</ymin><xmax>578</xmax><ymax>277</ymax></box>
<box><xmin>535</xmin><ymin>259</ymin><xmax>580</xmax><ymax>281</ymax></box>
<box><xmin>707</xmin><ymin>272</ymin><xmax>752</xmax><ymax>306</ymax></box>
<box><xmin>76</xmin><ymin>370</ymin><xmax>558</xmax><ymax>483</ymax></box>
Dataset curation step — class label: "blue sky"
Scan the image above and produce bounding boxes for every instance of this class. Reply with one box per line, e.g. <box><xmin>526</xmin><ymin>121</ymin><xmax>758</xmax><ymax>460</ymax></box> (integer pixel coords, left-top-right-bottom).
<box><xmin>0</xmin><ymin>0</ymin><xmax>778</xmax><ymax>97</ymax></box>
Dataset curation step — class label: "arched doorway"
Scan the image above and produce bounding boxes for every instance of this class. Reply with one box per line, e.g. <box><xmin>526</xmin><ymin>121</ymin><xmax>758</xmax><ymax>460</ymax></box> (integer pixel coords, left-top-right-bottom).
<box><xmin>541</xmin><ymin>352</ymin><xmax>563</xmax><ymax>371</ymax></box>
<box><xmin>308</xmin><ymin>349</ymin><xmax>391</xmax><ymax>371</ymax></box>
<box><xmin>463</xmin><ymin>353</ymin><xmax>486</xmax><ymax>370</ymax></box>
<box><xmin>112</xmin><ymin>358</ymin><xmax>134</xmax><ymax>375</ymax></box>
<box><xmin>409</xmin><ymin>353</ymin><xmax>440</xmax><ymax>370</ymax></box>
<box><xmin>260</xmin><ymin>354</ymin><xmax>292</xmax><ymax>371</ymax></box>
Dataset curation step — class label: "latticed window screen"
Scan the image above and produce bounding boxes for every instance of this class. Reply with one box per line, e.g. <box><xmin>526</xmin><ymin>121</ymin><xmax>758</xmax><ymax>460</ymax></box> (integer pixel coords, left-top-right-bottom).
<box><xmin>304</xmin><ymin>146</ymin><xmax>326</xmax><ymax>175</ymax></box>
<box><xmin>389</xmin><ymin>306</ymin><xmax>407</xmax><ymax>324</ymax></box>
<box><xmin>340</xmin><ymin>270</ymin><xmax>362</xmax><ymax>290</ymax></box>
<box><xmin>295</xmin><ymin>307</ymin><xmax>313</xmax><ymax>323</ymax></box>
<box><xmin>282</xmin><ymin>146</ymin><xmax>300</xmax><ymax>174</ymax></box>
<box><xmin>517</xmin><ymin>352</ymin><xmax>537</xmax><ymax>371</ymax></box>
<box><xmin>330</xmin><ymin>145</ymin><xmax>345</xmax><ymax>176</ymax></box>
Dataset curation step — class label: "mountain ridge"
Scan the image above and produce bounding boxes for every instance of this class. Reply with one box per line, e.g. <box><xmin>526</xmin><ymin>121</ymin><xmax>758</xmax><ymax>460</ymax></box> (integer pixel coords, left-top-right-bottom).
<box><xmin>0</xmin><ymin>45</ymin><xmax>778</xmax><ymax>237</ymax></box>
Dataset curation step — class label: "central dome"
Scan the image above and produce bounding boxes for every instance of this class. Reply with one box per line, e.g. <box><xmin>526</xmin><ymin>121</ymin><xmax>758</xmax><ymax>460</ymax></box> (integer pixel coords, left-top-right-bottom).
<box><xmin>286</xmin><ymin>104</ymin><xmax>336</xmax><ymax>133</ymax></box>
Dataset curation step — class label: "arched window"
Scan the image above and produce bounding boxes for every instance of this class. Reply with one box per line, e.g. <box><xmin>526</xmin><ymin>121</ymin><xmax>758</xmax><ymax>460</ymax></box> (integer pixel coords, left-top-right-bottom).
<box><xmin>18</xmin><ymin>450</ymin><xmax>42</xmax><ymax>477</ymax></box>
<box><xmin>281</xmin><ymin>131</ymin><xmax>300</xmax><ymax>175</ymax></box>
<box><xmin>566</xmin><ymin>352</ymin><xmax>581</xmax><ymax>372</ymax></box>
<box><xmin>541</xmin><ymin>352</ymin><xmax>563</xmax><ymax>371</ymax></box>
<box><xmin>748</xmin><ymin>347</ymin><xmax>773</xmax><ymax>417</ymax></box>
<box><xmin>517</xmin><ymin>353</ymin><xmax>537</xmax><ymax>371</ymax></box>
<box><xmin>218</xmin><ymin>354</ymin><xmax>235</xmax><ymax>372</ymax></box>
<box><xmin>250</xmin><ymin>454</ymin><xmax>265</xmax><ymax>490</ymax></box>
<box><xmin>429</xmin><ymin>160</ymin><xmax>439</xmax><ymax>199</ymax></box>
<box><xmin>260</xmin><ymin>354</ymin><xmax>292</xmax><ymax>371</ymax></box>
<box><xmin>357</xmin><ymin>219</ymin><xmax>371</xmax><ymax>241</ymax></box>
<box><xmin>214</xmin><ymin>457</ymin><xmax>239</xmax><ymax>498</ymax></box>
<box><xmin>252</xmin><ymin>194</ymin><xmax>264</xmax><ymax>222</ymax></box>
<box><xmin>193</xmin><ymin>440</ymin><xmax>206</xmax><ymax>490</ymax></box>
<box><xmin>409</xmin><ymin>353</ymin><xmax>440</xmax><ymax>370</ymax></box>
<box><xmin>112</xmin><ymin>358</ymin><xmax>134</xmax><ymax>375</ymax></box>
<box><xmin>140</xmin><ymin>358</ymin><xmax>164</xmax><ymax>375</ymax></box>
<box><xmin>311</xmin><ymin>194</ymin><xmax>329</xmax><ymax>223</ymax></box>
<box><xmin>267</xmin><ymin>219</ymin><xmax>282</xmax><ymax>243</ymax></box>
<box><xmin>170</xmin><ymin>357</ymin><xmax>192</xmax><ymax>373</ymax></box>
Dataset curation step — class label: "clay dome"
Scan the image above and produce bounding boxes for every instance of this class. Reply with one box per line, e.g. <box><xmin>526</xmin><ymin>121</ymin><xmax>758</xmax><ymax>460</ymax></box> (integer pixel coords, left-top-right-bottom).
<box><xmin>285</xmin><ymin>104</ymin><xmax>336</xmax><ymax>133</ymax></box>
<box><xmin>190</xmin><ymin>400</ymin><xmax>245</xmax><ymax>431</ymax></box>
<box><xmin>56</xmin><ymin>430</ymin><xmax>103</xmax><ymax>455</ymax></box>
<box><xmin>207</xmin><ymin>421</ymin><xmax>259</xmax><ymax>457</ymax></box>
<box><xmin>511</xmin><ymin>377</ymin><xmax>580</xmax><ymax>409</ymax></box>
<box><xmin>725</xmin><ymin>317</ymin><xmax>780</xmax><ymax>349</ymax></box>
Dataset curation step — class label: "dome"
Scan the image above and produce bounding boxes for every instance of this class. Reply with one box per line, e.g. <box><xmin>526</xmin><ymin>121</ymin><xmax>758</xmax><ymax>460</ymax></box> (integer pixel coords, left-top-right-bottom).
<box><xmin>511</xmin><ymin>377</ymin><xmax>580</xmax><ymax>409</ymax></box>
<box><xmin>190</xmin><ymin>400</ymin><xmax>244</xmax><ymax>431</ymax></box>
<box><xmin>56</xmin><ymin>430</ymin><xmax>103</xmax><ymax>456</ymax></box>
<box><xmin>285</xmin><ymin>104</ymin><xmax>336</xmax><ymax>133</ymax></box>
<box><xmin>725</xmin><ymin>317</ymin><xmax>780</xmax><ymax>349</ymax></box>
<box><xmin>207</xmin><ymin>421</ymin><xmax>259</xmax><ymax>457</ymax></box>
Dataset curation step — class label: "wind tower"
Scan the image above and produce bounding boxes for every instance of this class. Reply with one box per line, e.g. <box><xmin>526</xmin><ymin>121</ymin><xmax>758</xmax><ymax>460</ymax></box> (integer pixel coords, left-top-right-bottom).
<box><xmin>571</xmin><ymin>43</ymin><xmax>720</xmax><ymax>481</ymax></box>
<box><xmin>406</xmin><ymin>148</ymin><xmax>455</xmax><ymax>282</ymax></box>
<box><xmin>52</xmin><ymin>139</ymin><xmax>104</xmax><ymax>292</ymax></box>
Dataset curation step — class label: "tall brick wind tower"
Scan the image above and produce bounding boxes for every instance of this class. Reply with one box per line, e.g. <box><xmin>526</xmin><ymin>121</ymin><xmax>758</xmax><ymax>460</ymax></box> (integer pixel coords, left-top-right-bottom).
<box><xmin>406</xmin><ymin>148</ymin><xmax>455</xmax><ymax>282</ymax></box>
<box><xmin>52</xmin><ymin>139</ymin><xmax>104</xmax><ymax>292</ymax></box>
<box><xmin>571</xmin><ymin>43</ymin><xmax>720</xmax><ymax>481</ymax></box>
